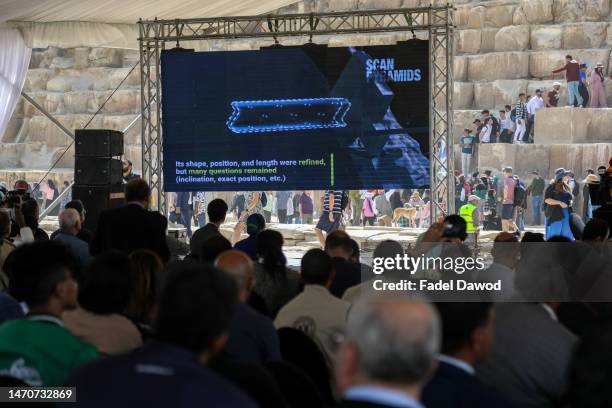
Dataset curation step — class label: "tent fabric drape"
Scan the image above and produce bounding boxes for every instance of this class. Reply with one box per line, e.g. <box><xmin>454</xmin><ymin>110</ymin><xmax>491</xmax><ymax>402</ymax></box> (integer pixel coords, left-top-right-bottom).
<box><xmin>0</xmin><ymin>28</ymin><xmax>31</xmax><ymax>143</ymax></box>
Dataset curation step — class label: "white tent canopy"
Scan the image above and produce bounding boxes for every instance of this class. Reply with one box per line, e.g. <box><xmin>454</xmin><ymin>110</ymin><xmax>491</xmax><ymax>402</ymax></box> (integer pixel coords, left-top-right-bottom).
<box><xmin>0</xmin><ymin>0</ymin><xmax>295</xmax><ymax>143</ymax></box>
<box><xmin>1</xmin><ymin>0</ymin><xmax>296</xmax><ymax>48</ymax></box>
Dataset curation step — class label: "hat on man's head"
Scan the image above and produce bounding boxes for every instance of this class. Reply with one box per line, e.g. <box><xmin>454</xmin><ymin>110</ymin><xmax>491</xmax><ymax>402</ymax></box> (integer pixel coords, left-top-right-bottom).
<box><xmin>597</xmin><ymin>62</ymin><xmax>604</xmax><ymax>68</ymax></box>
<box><xmin>553</xmin><ymin>81</ymin><xmax>562</xmax><ymax>87</ymax></box>
<box><xmin>468</xmin><ymin>195</ymin><xmax>481</xmax><ymax>202</ymax></box>
<box><xmin>585</xmin><ymin>174</ymin><xmax>600</xmax><ymax>184</ymax></box>
<box><xmin>554</xmin><ymin>167</ymin><xmax>570</xmax><ymax>181</ymax></box>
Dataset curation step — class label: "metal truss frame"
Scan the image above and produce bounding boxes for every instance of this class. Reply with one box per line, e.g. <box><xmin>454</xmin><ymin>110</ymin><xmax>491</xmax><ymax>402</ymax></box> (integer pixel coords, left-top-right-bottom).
<box><xmin>138</xmin><ymin>6</ymin><xmax>454</xmax><ymax>218</ymax></box>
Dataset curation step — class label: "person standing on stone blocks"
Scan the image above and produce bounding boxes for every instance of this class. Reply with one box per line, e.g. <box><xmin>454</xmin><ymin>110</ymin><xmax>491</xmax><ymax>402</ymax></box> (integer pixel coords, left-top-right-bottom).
<box><xmin>480</xmin><ymin>110</ymin><xmax>499</xmax><ymax>143</ymax></box>
<box><xmin>578</xmin><ymin>63</ymin><xmax>590</xmax><ymax>107</ymax></box>
<box><xmin>527</xmin><ymin>170</ymin><xmax>545</xmax><ymax>226</ymax></box>
<box><xmin>498</xmin><ymin>109</ymin><xmax>512</xmax><ymax>143</ymax></box>
<box><xmin>500</xmin><ymin>167</ymin><xmax>518</xmax><ymax>232</ymax></box>
<box><xmin>590</xmin><ymin>62</ymin><xmax>607</xmax><ymax>108</ymax></box>
<box><xmin>552</xmin><ymin>55</ymin><xmax>583</xmax><ymax>107</ymax></box>
<box><xmin>524</xmin><ymin>88</ymin><xmax>545</xmax><ymax>143</ymax></box>
<box><xmin>513</xmin><ymin>93</ymin><xmax>527</xmax><ymax>144</ymax></box>
<box><xmin>546</xmin><ymin>82</ymin><xmax>561</xmax><ymax>107</ymax></box>
<box><xmin>460</xmin><ymin>128</ymin><xmax>476</xmax><ymax>177</ymax></box>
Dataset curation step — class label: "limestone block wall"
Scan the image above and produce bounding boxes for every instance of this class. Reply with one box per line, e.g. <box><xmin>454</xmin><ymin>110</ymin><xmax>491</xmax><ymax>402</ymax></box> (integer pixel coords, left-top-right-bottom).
<box><xmin>1</xmin><ymin>47</ymin><xmax>142</xmax><ymax>183</ymax></box>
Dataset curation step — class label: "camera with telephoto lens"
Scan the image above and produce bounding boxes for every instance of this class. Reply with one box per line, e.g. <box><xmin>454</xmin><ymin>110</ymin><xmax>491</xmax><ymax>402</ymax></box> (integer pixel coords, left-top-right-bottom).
<box><xmin>5</xmin><ymin>189</ymin><xmax>31</xmax><ymax>208</ymax></box>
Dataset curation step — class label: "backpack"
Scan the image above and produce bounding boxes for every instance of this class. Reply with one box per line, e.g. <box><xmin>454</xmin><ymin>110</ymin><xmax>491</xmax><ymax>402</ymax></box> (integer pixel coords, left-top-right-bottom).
<box><xmin>510</xmin><ymin>108</ymin><xmax>516</xmax><ymax>122</ymax></box>
<box><xmin>513</xmin><ymin>178</ymin><xmax>527</xmax><ymax>207</ymax></box>
<box><xmin>260</xmin><ymin>191</ymin><xmax>267</xmax><ymax>207</ymax></box>
<box><xmin>340</xmin><ymin>191</ymin><xmax>349</xmax><ymax>210</ymax></box>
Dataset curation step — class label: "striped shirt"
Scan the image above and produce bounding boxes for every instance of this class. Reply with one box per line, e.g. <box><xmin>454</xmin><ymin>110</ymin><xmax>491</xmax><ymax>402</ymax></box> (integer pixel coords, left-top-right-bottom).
<box><xmin>323</xmin><ymin>190</ymin><xmax>344</xmax><ymax>214</ymax></box>
<box><xmin>514</xmin><ymin>100</ymin><xmax>526</xmax><ymax>120</ymax></box>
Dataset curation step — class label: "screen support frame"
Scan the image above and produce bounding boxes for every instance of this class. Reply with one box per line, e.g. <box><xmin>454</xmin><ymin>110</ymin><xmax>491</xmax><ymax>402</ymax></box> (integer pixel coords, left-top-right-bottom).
<box><xmin>138</xmin><ymin>6</ymin><xmax>454</xmax><ymax>221</ymax></box>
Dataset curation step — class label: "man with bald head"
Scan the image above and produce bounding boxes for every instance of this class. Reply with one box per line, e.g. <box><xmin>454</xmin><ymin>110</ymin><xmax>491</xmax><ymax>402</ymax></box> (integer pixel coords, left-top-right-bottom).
<box><xmin>215</xmin><ymin>250</ymin><xmax>280</xmax><ymax>363</ymax></box>
<box><xmin>336</xmin><ymin>294</ymin><xmax>440</xmax><ymax>408</ymax></box>
<box><xmin>53</xmin><ymin>208</ymin><xmax>90</xmax><ymax>265</ymax></box>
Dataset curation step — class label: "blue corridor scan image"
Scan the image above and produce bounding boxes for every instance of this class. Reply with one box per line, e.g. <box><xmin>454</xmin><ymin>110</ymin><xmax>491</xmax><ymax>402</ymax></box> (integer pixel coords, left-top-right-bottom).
<box><xmin>161</xmin><ymin>40</ymin><xmax>430</xmax><ymax>192</ymax></box>
<box><xmin>227</xmin><ymin>98</ymin><xmax>352</xmax><ymax>133</ymax></box>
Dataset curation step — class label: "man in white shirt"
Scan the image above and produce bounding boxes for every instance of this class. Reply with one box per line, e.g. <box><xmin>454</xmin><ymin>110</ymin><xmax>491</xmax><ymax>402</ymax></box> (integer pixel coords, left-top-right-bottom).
<box><xmin>274</xmin><ymin>248</ymin><xmax>350</xmax><ymax>363</ymax></box>
<box><xmin>524</xmin><ymin>89</ymin><xmax>545</xmax><ymax>143</ymax></box>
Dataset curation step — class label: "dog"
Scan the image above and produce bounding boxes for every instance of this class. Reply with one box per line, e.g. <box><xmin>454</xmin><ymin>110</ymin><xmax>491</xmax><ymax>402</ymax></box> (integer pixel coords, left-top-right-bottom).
<box><xmin>392</xmin><ymin>206</ymin><xmax>418</xmax><ymax>227</ymax></box>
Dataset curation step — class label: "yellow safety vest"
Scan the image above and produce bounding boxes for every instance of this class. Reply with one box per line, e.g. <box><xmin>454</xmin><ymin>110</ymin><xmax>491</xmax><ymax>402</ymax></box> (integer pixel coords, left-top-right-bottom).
<box><xmin>459</xmin><ymin>203</ymin><xmax>477</xmax><ymax>233</ymax></box>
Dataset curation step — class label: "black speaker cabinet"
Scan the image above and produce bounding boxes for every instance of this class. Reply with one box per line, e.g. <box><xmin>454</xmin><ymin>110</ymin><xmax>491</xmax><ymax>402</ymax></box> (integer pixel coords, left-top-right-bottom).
<box><xmin>72</xmin><ymin>184</ymin><xmax>125</xmax><ymax>231</ymax></box>
<box><xmin>75</xmin><ymin>157</ymin><xmax>123</xmax><ymax>185</ymax></box>
<box><xmin>75</xmin><ymin>129</ymin><xmax>123</xmax><ymax>157</ymax></box>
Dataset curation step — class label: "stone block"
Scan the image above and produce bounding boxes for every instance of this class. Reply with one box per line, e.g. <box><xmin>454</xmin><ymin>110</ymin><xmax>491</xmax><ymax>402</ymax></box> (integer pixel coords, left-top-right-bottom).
<box><xmin>50</xmin><ymin>145</ymin><xmax>75</xmax><ymax>169</ymax></box>
<box><xmin>512</xmin><ymin>7</ymin><xmax>527</xmax><ymax>25</ymax></box>
<box><xmin>581</xmin><ymin>144</ymin><xmax>612</xmax><ymax>174</ymax></box>
<box><xmin>71</xmin><ymin>74</ymin><xmax>95</xmax><ymax>91</ymax></box>
<box><xmin>25</xmin><ymin>116</ymin><xmax>73</xmax><ymax>148</ymax></box>
<box><xmin>562</xmin><ymin>22</ymin><xmax>607</xmax><ymax>49</ymax></box>
<box><xmin>474</xmin><ymin>82</ymin><xmax>494</xmax><ymax>109</ymax></box>
<box><xmin>94</xmin><ymin>90</ymin><xmax>140</xmax><ymax>114</ymax></box>
<box><xmin>23</xmin><ymin>69</ymin><xmax>52</xmax><ymax>92</ymax></box>
<box><xmin>453</xmin><ymin>110</ymin><xmax>481</xmax><ymax>138</ymax></box>
<box><xmin>108</xmin><ymin>67</ymin><xmax>141</xmax><ymax>89</ymax></box>
<box><xmin>455</xmin><ymin>4</ymin><xmax>471</xmax><ymax>27</ymax></box>
<box><xmin>46</xmin><ymin>76</ymin><xmax>78</xmax><ymax>92</ymax></box>
<box><xmin>44</xmin><ymin>93</ymin><xmax>65</xmax><ymax>114</ymax></box>
<box><xmin>466</xmin><ymin>6</ymin><xmax>486</xmax><ymax>29</ymax></box>
<box><xmin>516</xmin><ymin>144</ymin><xmax>551</xmax><ymax>178</ymax></box>
<box><xmin>605</xmin><ymin>80</ymin><xmax>612</xmax><ymax>106</ymax></box>
<box><xmin>519</xmin><ymin>0</ymin><xmax>553</xmax><ymax>24</ymax></box>
<box><xmin>494</xmin><ymin>25</ymin><xmax>530</xmax><ymax>52</ymax></box>
<box><xmin>553</xmin><ymin>0</ymin><xmax>610</xmax><ymax>22</ymax></box>
<box><xmin>530</xmin><ymin>49</ymin><xmax>611</xmax><ymax>79</ymax></box>
<box><xmin>530</xmin><ymin>26</ymin><xmax>562</xmax><ymax>50</ymax></box>
<box><xmin>63</xmin><ymin>92</ymin><xmax>96</xmax><ymax>114</ymax></box>
<box><xmin>22</xmin><ymin>92</ymin><xmax>47</xmax><ymax>117</ymax></box>
<box><xmin>73</xmin><ymin>48</ymin><xmax>90</xmax><ymax>69</ymax></box>
<box><xmin>484</xmin><ymin>4</ymin><xmax>516</xmax><ymax>28</ymax></box>
<box><xmin>480</xmin><ymin>28</ymin><xmax>498</xmax><ymax>53</ymax></box>
<box><xmin>468</xmin><ymin>52</ymin><xmax>529</xmax><ymax>81</ymax></box>
<box><xmin>549</xmin><ymin>144</ymin><xmax>584</xmax><ymax>176</ymax></box>
<box><xmin>454</xmin><ymin>82</ymin><xmax>474</xmax><ymax>109</ymax></box>
<box><xmin>493</xmin><ymin>80</ymin><xmax>528</xmax><ymax>108</ymax></box>
<box><xmin>49</xmin><ymin>57</ymin><xmax>75</xmax><ymax>69</ymax></box>
<box><xmin>88</xmin><ymin>48</ymin><xmax>123</xmax><ymax>67</ymax></box>
<box><xmin>122</xmin><ymin>50</ymin><xmax>140</xmax><ymax>67</ymax></box>
<box><xmin>535</xmin><ymin>107</ymin><xmax>612</xmax><ymax>144</ymax></box>
<box><xmin>477</xmin><ymin>143</ymin><xmax>518</xmax><ymax>172</ymax></box>
<box><xmin>457</xmin><ymin>29</ymin><xmax>481</xmax><ymax>54</ymax></box>
<box><xmin>454</xmin><ymin>56</ymin><xmax>468</xmax><ymax>82</ymax></box>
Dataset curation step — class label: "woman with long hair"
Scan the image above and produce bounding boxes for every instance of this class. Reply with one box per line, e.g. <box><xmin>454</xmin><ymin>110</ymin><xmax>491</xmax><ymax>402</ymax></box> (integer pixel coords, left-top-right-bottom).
<box><xmin>544</xmin><ymin>168</ymin><xmax>574</xmax><ymax>240</ymax></box>
<box><xmin>126</xmin><ymin>250</ymin><xmax>163</xmax><ymax>332</ymax></box>
<box><xmin>590</xmin><ymin>62</ymin><xmax>607</xmax><ymax>108</ymax></box>
<box><xmin>253</xmin><ymin>229</ymin><xmax>299</xmax><ymax>317</ymax></box>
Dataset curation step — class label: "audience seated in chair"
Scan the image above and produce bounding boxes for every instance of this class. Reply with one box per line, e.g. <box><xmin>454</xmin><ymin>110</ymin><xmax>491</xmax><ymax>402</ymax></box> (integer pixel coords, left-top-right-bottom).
<box><xmin>65</xmin><ymin>261</ymin><xmax>256</xmax><ymax>407</ymax></box>
<box><xmin>63</xmin><ymin>251</ymin><xmax>143</xmax><ymax>355</ymax></box>
<box><xmin>0</xmin><ymin>241</ymin><xmax>97</xmax><ymax>386</ymax></box>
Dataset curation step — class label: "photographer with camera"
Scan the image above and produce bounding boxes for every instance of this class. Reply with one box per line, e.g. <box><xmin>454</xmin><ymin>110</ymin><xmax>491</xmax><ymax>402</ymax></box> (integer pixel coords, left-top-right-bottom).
<box><xmin>1</xmin><ymin>180</ymin><xmax>41</xmax><ymax>246</ymax></box>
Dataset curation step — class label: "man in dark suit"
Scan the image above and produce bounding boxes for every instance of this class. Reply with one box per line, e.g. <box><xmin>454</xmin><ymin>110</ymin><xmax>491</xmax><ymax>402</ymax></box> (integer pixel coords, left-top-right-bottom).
<box><xmin>215</xmin><ymin>250</ymin><xmax>281</xmax><ymax>363</ymax></box>
<box><xmin>422</xmin><ymin>302</ymin><xmax>515</xmax><ymax>408</ymax></box>
<box><xmin>189</xmin><ymin>198</ymin><xmax>228</xmax><ymax>258</ymax></box>
<box><xmin>90</xmin><ymin>179</ymin><xmax>170</xmax><ymax>263</ymax></box>
<box><xmin>336</xmin><ymin>294</ymin><xmax>439</xmax><ymax>408</ymax></box>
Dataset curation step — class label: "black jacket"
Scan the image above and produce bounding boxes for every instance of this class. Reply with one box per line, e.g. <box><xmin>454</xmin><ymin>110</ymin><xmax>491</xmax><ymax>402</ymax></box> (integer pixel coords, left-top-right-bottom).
<box><xmin>422</xmin><ymin>361</ymin><xmax>516</xmax><ymax>408</ymax></box>
<box><xmin>90</xmin><ymin>203</ymin><xmax>170</xmax><ymax>262</ymax></box>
